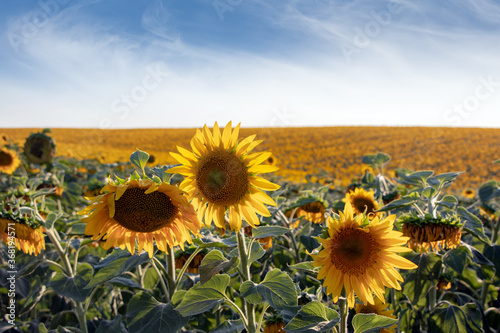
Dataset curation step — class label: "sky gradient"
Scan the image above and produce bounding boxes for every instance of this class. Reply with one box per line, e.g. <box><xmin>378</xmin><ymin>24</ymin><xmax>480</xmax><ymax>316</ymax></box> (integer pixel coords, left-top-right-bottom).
<box><xmin>1</xmin><ymin>0</ymin><xmax>499</xmax><ymax>129</ymax></box>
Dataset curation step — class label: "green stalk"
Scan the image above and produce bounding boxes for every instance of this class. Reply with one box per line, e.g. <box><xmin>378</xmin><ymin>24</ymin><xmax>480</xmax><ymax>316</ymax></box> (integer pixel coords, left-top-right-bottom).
<box><xmin>337</xmin><ymin>297</ymin><xmax>348</xmax><ymax>333</ymax></box>
<box><xmin>151</xmin><ymin>258</ymin><xmax>170</xmax><ymax>303</ymax></box>
<box><xmin>429</xmin><ymin>284</ymin><xmax>437</xmax><ymax>312</ymax></box>
<box><xmin>174</xmin><ymin>247</ymin><xmax>203</xmax><ymax>290</ymax></box>
<box><xmin>492</xmin><ymin>214</ymin><xmax>500</xmax><ymax>244</ymax></box>
<box><xmin>237</xmin><ymin>228</ymin><xmax>256</xmax><ymax>333</ymax></box>
<box><xmin>46</xmin><ymin>229</ymin><xmax>88</xmax><ymax>333</ymax></box>
<box><xmin>166</xmin><ymin>246</ymin><xmax>177</xmax><ymax>299</ymax></box>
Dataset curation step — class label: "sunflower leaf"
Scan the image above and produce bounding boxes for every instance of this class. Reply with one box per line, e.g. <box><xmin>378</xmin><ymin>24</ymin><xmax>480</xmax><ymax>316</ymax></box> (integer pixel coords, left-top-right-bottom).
<box><xmin>402</xmin><ymin>252</ymin><xmax>442</xmax><ymax>309</ymax></box>
<box><xmin>240</xmin><ymin>269</ymin><xmax>297</xmax><ymax>310</ymax></box>
<box><xmin>210</xmin><ymin>319</ymin><xmax>245</xmax><ymax>333</ymax></box>
<box><xmin>457</xmin><ymin>206</ymin><xmax>491</xmax><ymax>245</ymax></box>
<box><xmin>251</xmin><ymin>226</ymin><xmax>290</xmax><ymax>239</ymax></box>
<box><xmin>377</xmin><ymin>196</ymin><xmax>417</xmax><ymax>212</ymax></box>
<box><xmin>352</xmin><ymin>313</ymin><xmax>398</xmax><ymax>333</ymax></box>
<box><xmin>95</xmin><ymin>314</ymin><xmax>128</xmax><ymax>333</ymax></box>
<box><xmin>428</xmin><ymin>303</ymin><xmax>483</xmax><ymax>333</ymax></box>
<box><xmin>175</xmin><ymin>274</ymin><xmax>230</xmax><ymax>316</ymax></box>
<box><xmin>443</xmin><ymin>246</ymin><xmax>469</xmax><ymax>275</ymax></box>
<box><xmin>479</xmin><ymin>180</ymin><xmax>500</xmax><ymax>202</ymax></box>
<box><xmin>87</xmin><ymin>249</ymin><xmax>150</xmax><ymax>288</ymax></box>
<box><xmin>284</xmin><ymin>301</ymin><xmax>340</xmax><ymax>333</ymax></box>
<box><xmin>50</xmin><ymin>263</ymin><xmax>93</xmax><ymax>302</ymax></box>
<box><xmin>288</xmin><ymin>261</ymin><xmax>318</xmax><ymax>273</ymax></box>
<box><xmin>126</xmin><ymin>292</ymin><xmax>188</xmax><ymax>333</ymax></box>
<box><xmin>130</xmin><ymin>149</ymin><xmax>150</xmax><ymax>176</ymax></box>
<box><xmin>199</xmin><ymin>250</ymin><xmax>239</xmax><ymax>284</ymax></box>
<box><xmin>193</xmin><ymin>233</ymin><xmax>238</xmax><ymax>248</ymax></box>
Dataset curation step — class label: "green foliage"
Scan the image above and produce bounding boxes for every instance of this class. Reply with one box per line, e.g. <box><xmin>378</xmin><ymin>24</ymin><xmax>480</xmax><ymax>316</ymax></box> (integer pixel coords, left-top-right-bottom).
<box><xmin>284</xmin><ymin>301</ymin><xmax>339</xmax><ymax>333</ymax></box>
<box><xmin>352</xmin><ymin>313</ymin><xmax>398</xmax><ymax>333</ymax></box>
<box><xmin>50</xmin><ymin>263</ymin><xmax>93</xmax><ymax>302</ymax></box>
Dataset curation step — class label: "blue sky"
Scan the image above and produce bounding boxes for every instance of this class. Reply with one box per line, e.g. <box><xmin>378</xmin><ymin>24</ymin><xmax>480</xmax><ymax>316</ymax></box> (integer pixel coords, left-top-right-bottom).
<box><xmin>1</xmin><ymin>0</ymin><xmax>499</xmax><ymax>128</ymax></box>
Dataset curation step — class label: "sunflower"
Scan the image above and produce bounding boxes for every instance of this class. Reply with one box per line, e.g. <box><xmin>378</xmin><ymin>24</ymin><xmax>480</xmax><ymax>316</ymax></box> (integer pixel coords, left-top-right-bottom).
<box><xmin>78</xmin><ymin>178</ymin><xmax>201</xmax><ymax>257</ymax></box>
<box><xmin>244</xmin><ymin>226</ymin><xmax>273</xmax><ymax>250</ymax></box>
<box><xmin>355</xmin><ymin>297</ymin><xmax>397</xmax><ymax>333</ymax></box>
<box><xmin>0</xmin><ymin>213</ymin><xmax>45</xmax><ymax>256</ymax></box>
<box><xmin>175</xmin><ymin>250</ymin><xmax>206</xmax><ymax>274</ymax></box>
<box><xmin>400</xmin><ymin>214</ymin><xmax>462</xmax><ymax>252</ymax></box>
<box><xmin>265</xmin><ymin>155</ymin><xmax>279</xmax><ymax>167</ymax></box>
<box><xmin>263</xmin><ymin>316</ymin><xmax>285</xmax><ymax>333</ymax></box>
<box><xmin>461</xmin><ymin>188</ymin><xmax>476</xmax><ymax>199</ymax></box>
<box><xmin>285</xmin><ymin>197</ymin><xmax>327</xmax><ymax>224</ymax></box>
<box><xmin>1</xmin><ymin>133</ymin><xmax>8</xmax><ymax>142</ymax></box>
<box><xmin>343</xmin><ymin>188</ymin><xmax>381</xmax><ymax>220</ymax></box>
<box><xmin>311</xmin><ymin>204</ymin><xmax>417</xmax><ymax>308</ymax></box>
<box><xmin>24</xmin><ymin>132</ymin><xmax>56</xmax><ymax>164</ymax></box>
<box><xmin>169</xmin><ymin>122</ymin><xmax>280</xmax><ymax>231</ymax></box>
<box><xmin>0</xmin><ymin>148</ymin><xmax>21</xmax><ymax>175</ymax></box>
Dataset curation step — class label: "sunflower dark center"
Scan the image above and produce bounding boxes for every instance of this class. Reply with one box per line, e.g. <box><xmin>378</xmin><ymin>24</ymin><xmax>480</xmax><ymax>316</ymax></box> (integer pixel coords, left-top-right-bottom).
<box><xmin>196</xmin><ymin>150</ymin><xmax>249</xmax><ymax>206</ymax></box>
<box><xmin>113</xmin><ymin>188</ymin><xmax>178</xmax><ymax>232</ymax></box>
<box><xmin>330</xmin><ymin>228</ymin><xmax>379</xmax><ymax>276</ymax></box>
<box><xmin>303</xmin><ymin>202</ymin><xmax>323</xmax><ymax>213</ymax></box>
<box><xmin>267</xmin><ymin>157</ymin><xmax>274</xmax><ymax>164</ymax></box>
<box><xmin>0</xmin><ymin>151</ymin><xmax>13</xmax><ymax>166</ymax></box>
<box><xmin>352</xmin><ymin>197</ymin><xmax>375</xmax><ymax>215</ymax></box>
<box><xmin>356</xmin><ymin>304</ymin><xmax>379</xmax><ymax>314</ymax></box>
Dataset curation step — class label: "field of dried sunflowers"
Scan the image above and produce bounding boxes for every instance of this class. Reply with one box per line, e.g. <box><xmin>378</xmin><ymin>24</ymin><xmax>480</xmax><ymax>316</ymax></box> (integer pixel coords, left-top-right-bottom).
<box><xmin>0</xmin><ymin>124</ymin><xmax>499</xmax><ymax>333</ymax></box>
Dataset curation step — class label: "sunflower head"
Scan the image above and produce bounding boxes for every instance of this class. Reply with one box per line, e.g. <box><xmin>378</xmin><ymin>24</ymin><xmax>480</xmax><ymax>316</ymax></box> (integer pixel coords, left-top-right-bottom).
<box><xmin>311</xmin><ymin>204</ymin><xmax>417</xmax><ymax>308</ymax></box>
<box><xmin>263</xmin><ymin>315</ymin><xmax>285</xmax><ymax>333</ymax></box>
<box><xmin>169</xmin><ymin>122</ymin><xmax>280</xmax><ymax>231</ymax></box>
<box><xmin>175</xmin><ymin>248</ymin><xmax>206</xmax><ymax>274</ymax></box>
<box><xmin>265</xmin><ymin>155</ymin><xmax>279</xmax><ymax>167</ymax></box>
<box><xmin>461</xmin><ymin>188</ymin><xmax>476</xmax><ymax>199</ymax></box>
<box><xmin>343</xmin><ymin>188</ymin><xmax>381</xmax><ymax>220</ymax></box>
<box><xmin>0</xmin><ymin>148</ymin><xmax>21</xmax><ymax>175</ymax></box>
<box><xmin>399</xmin><ymin>213</ymin><xmax>463</xmax><ymax>252</ymax></box>
<box><xmin>284</xmin><ymin>196</ymin><xmax>327</xmax><ymax>224</ymax></box>
<box><xmin>78</xmin><ymin>174</ymin><xmax>201</xmax><ymax>257</ymax></box>
<box><xmin>1</xmin><ymin>133</ymin><xmax>8</xmax><ymax>142</ymax></box>
<box><xmin>0</xmin><ymin>210</ymin><xmax>45</xmax><ymax>256</ymax></box>
<box><xmin>24</xmin><ymin>132</ymin><xmax>56</xmax><ymax>164</ymax></box>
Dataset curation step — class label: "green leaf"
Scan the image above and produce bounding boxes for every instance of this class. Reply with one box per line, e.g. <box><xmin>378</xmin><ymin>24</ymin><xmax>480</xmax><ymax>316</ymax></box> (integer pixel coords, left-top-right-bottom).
<box><xmin>248</xmin><ymin>241</ymin><xmax>265</xmax><ymax>264</ymax></box>
<box><xmin>251</xmin><ymin>226</ymin><xmax>290</xmax><ymax>239</ymax></box>
<box><xmin>95</xmin><ymin>314</ymin><xmax>128</xmax><ymax>333</ymax></box>
<box><xmin>352</xmin><ymin>313</ymin><xmax>398</xmax><ymax>333</ymax></box>
<box><xmin>19</xmin><ymin>276</ymin><xmax>46</xmax><ymax>316</ymax></box>
<box><xmin>175</xmin><ymin>274</ymin><xmax>230</xmax><ymax>316</ymax></box>
<box><xmin>377</xmin><ymin>196</ymin><xmax>417</xmax><ymax>212</ymax></box>
<box><xmin>130</xmin><ymin>149</ymin><xmax>150</xmax><ymax>174</ymax></box>
<box><xmin>143</xmin><ymin>267</ymin><xmax>159</xmax><ymax>290</ymax></box>
<box><xmin>457</xmin><ymin>206</ymin><xmax>491</xmax><ymax>245</ymax></box>
<box><xmin>284</xmin><ymin>301</ymin><xmax>340</xmax><ymax>333</ymax></box>
<box><xmin>211</xmin><ymin>319</ymin><xmax>245</xmax><ymax>333</ymax></box>
<box><xmin>432</xmin><ymin>172</ymin><xmax>463</xmax><ymax>186</ymax></box>
<box><xmin>170</xmin><ymin>290</ymin><xmax>186</xmax><ymax>307</ymax></box>
<box><xmin>50</xmin><ymin>263</ymin><xmax>93</xmax><ymax>302</ymax></box>
<box><xmin>484</xmin><ymin>245</ymin><xmax>500</xmax><ymax>274</ymax></box>
<box><xmin>44</xmin><ymin>212</ymin><xmax>64</xmax><ymax>229</ymax></box>
<box><xmin>428</xmin><ymin>303</ymin><xmax>483</xmax><ymax>333</ymax></box>
<box><xmin>443</xmin><ymin>247</ymin><xmax>468</xmax><ymax>275</ymax></box>
<box><xmin>87</xmin><ymin>249</ymin><xmax>150</xmax><ymax>288</ymax></box>
<box><xmin>436</xmin><ymin>195</ymin><xmax>458</xmax><ymax>209</ymax></box>
<box><xmin>288</xmin><ymin>261</ymin><xmax>319</xmax><ymax>273</ymax></box>
<box><xmin>66</xmin><ymin>223</ymin><xmax>87</xmax><ymax>235</ymax></box>
<box><xmin>479</xmin><ymin>180</ymin><xmax>500</xmax><ymax>202</ymax></box>
<box><xmin>402</xmin><ymin>253</ymin><xmax>442</xmax><ymax>308</ymax></box>
<box><xmin>421</xmin><ymin>186</ymin><xmax>437</xmax><ymax>199</ymax></box>
<box><xmin>108</xmin><ymin>277</ymin><xmax>143</xmax><ymax>289</ymax></box>
<box><xmin>199</xmin><ymin>250</ymin><xmax>239</xmax><ymax>284</ymax></box>
<box><xmin>193</xmin><ymin>233</ymin><xmax>238</xmax><ymax>248</ymax></box>
<box><xmin>240</xmin><ymin>269</ymin><xmax>297</xmax><ymax>310</ymax></box>
<box><xmin>39</xmin><ymin>323</ymin><xmax>48</xmax><ymax>333</ymax></box>
<box><xmin>126</xmin><ymin>292</ymin><xmax>188</xmax><ymax>333</ymax></box>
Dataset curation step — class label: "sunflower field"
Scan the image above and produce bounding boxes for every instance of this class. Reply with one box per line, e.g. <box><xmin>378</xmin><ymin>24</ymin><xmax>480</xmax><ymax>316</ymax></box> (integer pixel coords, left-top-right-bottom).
<box><xmin>0</xmin><ymin>125</ymin><xmax>499</xmax><ymax>333</ymax></box>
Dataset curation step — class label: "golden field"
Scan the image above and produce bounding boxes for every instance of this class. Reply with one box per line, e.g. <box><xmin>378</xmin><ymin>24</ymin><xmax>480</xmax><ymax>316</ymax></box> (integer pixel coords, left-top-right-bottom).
<box><xmin>2</xmin><ymin>126</ymin><xmax>499</xmax><ymax>189</ymax></box>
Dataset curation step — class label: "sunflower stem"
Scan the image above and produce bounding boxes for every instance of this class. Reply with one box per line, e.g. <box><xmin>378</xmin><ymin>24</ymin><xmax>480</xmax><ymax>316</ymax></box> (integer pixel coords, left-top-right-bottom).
<box><xmin>338</xmin><ymin>297</ymin><xmax>348</xmax><ymax>333</ymax></box>
<box><xmin>256</xmin><ymin>303</ymin><xmax>270</xmax><ymax>333</ymax></box>
<box><xmin>237</xmin><ymin>228</ymin><xmax>257</xmax><ymax>333</ymax></box>
<box><xmin>492</xmin><ymin>214</ymin><xmax>500</xmax><ymax>244</ymax></box>
<box><xmin>429</xmin><ymin>284</ymin><xmax>437</xmax><ymax>312</ymax></box>
<box><xmin>174</xmin><ymin>246</ymin><xmax>203</xmax><ymax>290</ymax></box>
<box><xmin>151</xmin><ymin>258</ymin><xmax>170</xmax><ymax>303</ymax></box>
<box><xmin>166</xmin><ymin>245</ymin><xmax>177</xmax><ymax>300</ymax></box>
<box><xmin>480</xmin><ymin>282</ymin><xmax>490</xmax><ymax>309</ymax></box>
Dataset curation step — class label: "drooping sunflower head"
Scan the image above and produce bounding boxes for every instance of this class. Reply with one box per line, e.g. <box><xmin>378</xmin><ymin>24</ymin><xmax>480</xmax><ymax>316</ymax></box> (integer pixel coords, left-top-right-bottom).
<box><xmin>343</xmin><ymin>188</ymin><xmax>381</xmax><ymax>220</ymax></box>
<box><xmin>355</xmin><ymin>297</ymin><xmax>397</xmax><ymax>333</ymax></box>
<box><xmin>24</xmin><ymin>132</ymin><xmax>56</xmax><ymax>164</ymax></box>
<box><xmin>311</xmin><ymin>204</ymin><xmax>417</xmax><ymax>308</ymax></box>
<box><xmin>0</xmin><ymin>211</ymin><xmax>45</xmax><ymax>256</ymax></box>
<box><xmin>400</xmin><ymin>213</ymin><xmax>463</xmax><ymax>252</ymax></box>
<box><xmin>0</xmin><ymin>148</ymin><xmax>21</xmax><ymax>175</ymax></box>
<box><xmin>169</xmin><ymin>122</ymin><xmax>280</xmax><ymax>231</ymax></box>
<box><xmin>78</xmin><ymin>177</ymin><xmax>201</xmax><ymax>257</ymax></box>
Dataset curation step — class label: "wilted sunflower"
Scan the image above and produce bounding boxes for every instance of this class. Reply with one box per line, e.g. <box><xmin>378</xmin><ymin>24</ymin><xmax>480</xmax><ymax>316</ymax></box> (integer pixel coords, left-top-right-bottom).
<box><xmin>355</xmin><ymin>298</ymin><xmax>397</xmax><ymax>333</ymax></box>
<box><xmin>0</xmin><ymin>148</ymin><xmax>21</xmax><ymax>175</ymax></box>
<box><xmin>400</xmin><ymin>214</ymin><xmax>462</xmax><ymax>252</ymax></box>
<box><xmin>78</xmin><ymin>178</ymin><xmax>201</xmax><ymax>257</ymax></box>
<box><xmin>169</xmin><ymin>121</ymin><xmax>280</xmax><ymax>231</ymax></box>
<box><xmin>24</xmin><ymin>132</ymin><xmax>56</xmax><ymax>164</ymax></box>
<box><xmin>311</xmin><ymin>204</ymin><xmax>417</xmax><ymax>308</ymax></box>
<box><xmin>343</xmin><ymin>188</ymin><xmax>381</xmax><ymax>220</ymax></box>
<box><xmin>0</xmin><ymin>212</ymin><xmax>45</xmax><ymax>256</ymax></box>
